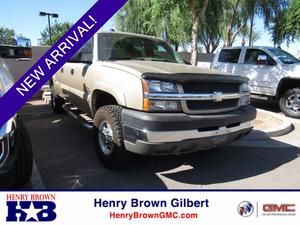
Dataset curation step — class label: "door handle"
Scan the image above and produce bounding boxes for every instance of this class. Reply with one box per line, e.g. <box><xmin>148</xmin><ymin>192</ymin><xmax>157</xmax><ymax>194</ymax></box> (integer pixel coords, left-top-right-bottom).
<box><xmin>70</xmin><ymin>69</ymin><xmax>74</xmax><ymax>75</ymax></box>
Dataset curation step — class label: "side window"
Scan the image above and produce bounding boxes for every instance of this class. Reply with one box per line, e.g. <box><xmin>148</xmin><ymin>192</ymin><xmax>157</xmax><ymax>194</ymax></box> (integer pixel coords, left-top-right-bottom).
<box><xmin>218</xmin><ymin>49</ymin><xmax>241</xmax><ymax>63</ymax></box>
<box><xmin>69</xmin><ymin>37</ymin><xmax>93</xmax><ymax>62</ymax></box>
<box><xmin>244</xmin><ymin>49</ymin><xmax>276</xmax><ymax>66</ymax></box>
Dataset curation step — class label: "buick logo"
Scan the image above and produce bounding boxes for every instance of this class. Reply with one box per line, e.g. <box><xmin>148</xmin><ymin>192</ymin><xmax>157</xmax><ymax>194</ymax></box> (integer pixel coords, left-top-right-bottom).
<box><xmin>213</xmin><ymin>92</ymin><xmax>223</xmax><ymax>102</ymax></box>
<box><xmin>238</xmin><ymin>201</ymin><xmax>254</xmax><ymax>217</ymax></box>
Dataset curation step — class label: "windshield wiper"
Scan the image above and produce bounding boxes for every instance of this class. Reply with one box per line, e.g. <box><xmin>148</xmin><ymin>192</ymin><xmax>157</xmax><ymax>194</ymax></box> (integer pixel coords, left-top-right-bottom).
<box><xmin>148</xmin><ymin>58</ymin><xmax>177</xmax><ymax>63</ymax></box>
<box><xmin>109</xmin><ymin>57</ymin><xmax>145</xmax><ymax>61</ymax></box>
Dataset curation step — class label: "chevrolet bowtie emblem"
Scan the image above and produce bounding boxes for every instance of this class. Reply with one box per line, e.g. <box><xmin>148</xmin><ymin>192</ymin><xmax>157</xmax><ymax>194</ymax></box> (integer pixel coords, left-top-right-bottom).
<box><xmin>213</xmin><ymin>92</ymin><xmax>223</xmax><ymax>102</ymax></box>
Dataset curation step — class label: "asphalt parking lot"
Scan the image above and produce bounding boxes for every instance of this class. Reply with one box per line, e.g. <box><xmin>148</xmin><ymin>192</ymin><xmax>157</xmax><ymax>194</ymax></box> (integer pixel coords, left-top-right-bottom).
<box><xmin>20</xmin><ymin>100</ymin><xmax>300</xmax><ymax>189</ymax></box>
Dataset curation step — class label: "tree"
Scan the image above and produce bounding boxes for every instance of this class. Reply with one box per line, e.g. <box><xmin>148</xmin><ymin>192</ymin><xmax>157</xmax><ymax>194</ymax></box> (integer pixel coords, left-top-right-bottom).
<box><xmin>199</xmin><ymin>0</ymin><xmax>224</xmax><ymax>53</ymax></box>
<box><xmin>270</xmin><ymin>10</ymin><xmax>287</xmax><ymax>47</ymax></box>
<box><xmin>116</xmin><ymin>0</ymin><xmax>158</xmax><ymax>36</ymax></box>
<box><xmin>243</xmin><ymin>0</ymin><xmax>287</xmax><ymax>46</ymax></box>
<box><xmin>40</xmin><ymin>21</ymin><xmax>72</xmax><ymax>46</ymax></box>
<box><xmin>152</xmin><ymin>0</ymin><xmax>209</xmax><ymax>66</ymax></box>
<box><xmin>283</xmin><ymin>0</ymin><xmax>300</xmax><ymax>42</ymax></box>
<box><xmin>0</xmin><ymin>27</ymin><xmax>15</xmax><ymax>45</ymax></box>
<box><xmin>116</xmin><ymin>0</ymin><xmax>191</xmax><ymax>51</ymax></box>
<box><xmin>224</xmin><ymin>0</ymin><xmax>249</xmax><ymax>47</ymax></box>
<box><xmin>224</xmin><ymin>0</ymin><xmax>286</xmax><ymax>47</ymax></box>
<box><xmin>163</xmin><ymin>7</ymin><xmax>191</xmax><ymax>51</ymax></box>
<box><xmin>239</xmin><ymin>23</ymin><xmax>261</xmax><ymax>46</ymax></box>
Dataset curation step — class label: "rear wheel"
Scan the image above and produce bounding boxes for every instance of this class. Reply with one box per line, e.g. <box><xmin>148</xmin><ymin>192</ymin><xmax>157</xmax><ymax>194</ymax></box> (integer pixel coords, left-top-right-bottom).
<box><xmin>93</xmin><ymin>105</ymin><xmax>131</xmax><ymax>169</ymax></box>
<box><xmin>279</xmin><ymin>88</ymin><xmax>300</xmax><ymax>119</ymax></box>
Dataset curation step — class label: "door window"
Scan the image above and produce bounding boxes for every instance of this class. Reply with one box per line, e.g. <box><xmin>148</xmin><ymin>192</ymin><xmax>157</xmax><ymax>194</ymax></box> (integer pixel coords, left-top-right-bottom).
<box><xmin>69</xmin><ymin>38</ymin><xmax>93</xmax><ymax>62</ymax></box>
<box><xmin>218</xmin><ymin>49</ymin><xmax>241</xmax><ymax>63</ymax></box>
<box><xmin>244</xmin><ymin>49</ymin><xmax>276</xmax><ymax>66</ymax></box>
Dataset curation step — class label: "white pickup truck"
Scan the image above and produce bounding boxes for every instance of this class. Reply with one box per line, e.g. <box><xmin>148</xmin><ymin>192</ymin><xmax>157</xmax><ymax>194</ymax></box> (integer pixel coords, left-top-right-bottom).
<box><xmin>212</xmin><ymin>46</ymin><xmax>300</xmax><ymax>118</ymax></box>
<box><xmin>50</xmin><ymin>32</ymin><xmax>256</xmax><ymax>168</ymax></box>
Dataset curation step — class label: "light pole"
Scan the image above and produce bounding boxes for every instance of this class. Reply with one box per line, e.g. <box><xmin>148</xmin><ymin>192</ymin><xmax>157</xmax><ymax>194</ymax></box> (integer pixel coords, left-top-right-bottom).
<box><xmin>39</xmin><ymin>12</ymin><xmax>59</xmax><ymax>45</ymax></box>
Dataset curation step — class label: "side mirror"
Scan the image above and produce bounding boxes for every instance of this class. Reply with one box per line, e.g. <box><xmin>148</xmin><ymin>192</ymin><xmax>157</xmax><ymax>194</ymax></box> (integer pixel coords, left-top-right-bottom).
<box><xmin>0</xmin><ymin>46</ymin><xmax>32</xmax><ymax>59</ymax></box>
<box><xmin>257</xmin><ymin>54</ymin><xmax>267</xmax><ymax>61</ymax></box>
<box><xmin>257</xmin><ymin>54</ymin><xmax>268</xmax><ymax>65</ymax></box>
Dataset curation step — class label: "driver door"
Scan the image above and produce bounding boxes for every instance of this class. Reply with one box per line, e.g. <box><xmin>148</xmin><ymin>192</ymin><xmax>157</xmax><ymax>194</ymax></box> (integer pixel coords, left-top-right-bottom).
<box><xmin>238</xmin><ymin>49</ymin><xmax>279</xmax><ymax>95</ymax></box>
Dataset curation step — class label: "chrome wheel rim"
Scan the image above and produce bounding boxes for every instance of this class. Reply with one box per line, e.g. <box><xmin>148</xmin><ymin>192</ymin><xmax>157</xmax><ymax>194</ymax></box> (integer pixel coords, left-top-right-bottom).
<box><xmin>98</xmin><ymin>121</ymin><xmax>114</xmax><ymax>156</ymax></box>
<box><xmin>286</xmin><ymin>94</ymin><xmax>300</xmax><ymax>113</ymax></box>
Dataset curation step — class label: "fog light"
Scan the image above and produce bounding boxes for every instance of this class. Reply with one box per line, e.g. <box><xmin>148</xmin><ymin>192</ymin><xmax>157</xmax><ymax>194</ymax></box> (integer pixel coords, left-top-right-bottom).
<box><xmin>123</xmin><ymin>125</ymin><xmax>148</xmax><ymax>144</ymax></box>
<box><xmin>240</xmin><ymin>95</ymin><xmax>251</xmax><ymax>106</ymax></box>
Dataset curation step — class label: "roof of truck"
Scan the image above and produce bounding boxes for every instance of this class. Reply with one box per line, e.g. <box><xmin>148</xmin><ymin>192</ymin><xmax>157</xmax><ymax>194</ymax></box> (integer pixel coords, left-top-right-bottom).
<box><xmin>221</xmin><ymin>46</ymin><xmax>278</xmax><ymax>50</ymax></box>
<box><xmin>97</xmin><ymin>31</ymin><xmax>164</xmax><ymax>42</ymax></box>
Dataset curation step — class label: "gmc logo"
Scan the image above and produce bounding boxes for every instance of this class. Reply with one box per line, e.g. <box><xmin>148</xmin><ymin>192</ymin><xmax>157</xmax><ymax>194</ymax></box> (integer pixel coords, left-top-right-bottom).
<box><xmin>263</xmin><ymin>204</ymin><xmax>296</xmax><ymax>212</ymax></box>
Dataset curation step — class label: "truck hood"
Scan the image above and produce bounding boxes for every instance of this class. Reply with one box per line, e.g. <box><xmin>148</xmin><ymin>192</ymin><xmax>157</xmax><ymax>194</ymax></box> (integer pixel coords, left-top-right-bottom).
<box><xmin>101</xmin><ymin>60</ymin><xmax>248</xmax><ymax>83</ymax></box>
<box><xmin>282</xmin><ymin>63</ymin><xmax>300</xmax><ymax>77</ymax></box>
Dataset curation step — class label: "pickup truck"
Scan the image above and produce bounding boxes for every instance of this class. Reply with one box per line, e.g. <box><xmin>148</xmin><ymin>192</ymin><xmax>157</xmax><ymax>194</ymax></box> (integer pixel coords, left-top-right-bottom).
<box><xmin>50</xmin><ymin>32</ymin><xmax>256</xmax><ymax>168</ymax></box>
<box><xmin>211</xmin><ymin>46</ymin><xmax>300</xmax><ymax>118</ymax></box>
<box><xmin>0</xmin><ymin>44</ymin><xmax>33</xmax><ymax>188</ymax></box>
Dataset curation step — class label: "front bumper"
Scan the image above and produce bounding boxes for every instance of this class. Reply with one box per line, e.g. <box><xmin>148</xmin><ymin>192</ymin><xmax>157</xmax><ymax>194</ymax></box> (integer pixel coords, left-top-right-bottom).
<box><xmin>121</xmin><ymin>106</ymin><xmax>256</xmax><ymax>155</ymax></box>
<box><xmin>0</xmin><ymin>116</ymin><xmax>18</xmax><ymax>187</ymax></box>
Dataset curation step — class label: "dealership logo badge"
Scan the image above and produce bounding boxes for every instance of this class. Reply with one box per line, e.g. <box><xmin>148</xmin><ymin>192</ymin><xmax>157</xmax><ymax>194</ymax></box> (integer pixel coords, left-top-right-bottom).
<box><xmin>238</xmin><ymin>201</ymin><xmax>254</xmax><ymax>217</ymax></box>
<box><xmin>6</xmin><ymin>201</ymin><xmax>57</xmax><ymax>222</ymax></box>
<box><xmin>6</xmin><ymin>194</ymin><xmax>57</xmax><ymax>222</ymax></box>
<box><xmin>262</xmin><ymin>204</ymin><xmax>296</xmax><ymax>216</ymax></box>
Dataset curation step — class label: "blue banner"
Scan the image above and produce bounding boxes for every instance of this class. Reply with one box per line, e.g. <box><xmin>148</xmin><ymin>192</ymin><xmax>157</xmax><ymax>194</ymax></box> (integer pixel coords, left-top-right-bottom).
<box><xmin>0</xmin><ymin>0</ymin><xmax>128</xmax><ymax>127</ymax></box>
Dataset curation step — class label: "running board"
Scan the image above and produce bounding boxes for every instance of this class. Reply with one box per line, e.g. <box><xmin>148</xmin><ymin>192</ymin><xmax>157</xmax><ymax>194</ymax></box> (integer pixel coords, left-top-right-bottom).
<box><xmin>62</xmin><ymin>104</ymin><xmax>94</xmax><ymax>130</ymax></box>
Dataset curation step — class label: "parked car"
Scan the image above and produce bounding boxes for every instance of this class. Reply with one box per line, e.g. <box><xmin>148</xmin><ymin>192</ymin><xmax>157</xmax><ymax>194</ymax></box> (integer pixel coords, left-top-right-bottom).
<box><xmin>50</xmin><ymin>32</ymin><xmax>256</xmax><ymax>168</ymax></box>
<box><xmin>0</xmin><ymin>43</ymin><xmax>33</xmax><ymax>188</ymax></box>
<box><xmin>212</xmin><ymin>46</ymin><xmax>300</xmax><ymax>118</ymax></box>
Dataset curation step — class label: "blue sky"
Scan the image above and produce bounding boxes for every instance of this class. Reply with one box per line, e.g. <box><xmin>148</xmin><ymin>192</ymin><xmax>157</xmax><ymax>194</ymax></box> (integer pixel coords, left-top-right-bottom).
<box><xmin>0</xmin><ymin>0</ymin><xmax>299</xmax><ymax>56</ymax></box>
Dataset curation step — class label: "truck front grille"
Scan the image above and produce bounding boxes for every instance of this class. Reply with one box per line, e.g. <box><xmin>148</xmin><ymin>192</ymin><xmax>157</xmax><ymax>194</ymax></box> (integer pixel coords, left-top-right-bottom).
<box><xmin>186</xmin><ymin>99</ymin><xmax>239</xmax><ymax>111</ymax></box>
<box><xmin>183</xmin><ymin>82</ymin><xmax>240</xmax><ymax>94</ymax></box>
<box><xmin>181</xmin><ymin>82</ymin><xmax>241</xmax><ymax>114</ymax></box>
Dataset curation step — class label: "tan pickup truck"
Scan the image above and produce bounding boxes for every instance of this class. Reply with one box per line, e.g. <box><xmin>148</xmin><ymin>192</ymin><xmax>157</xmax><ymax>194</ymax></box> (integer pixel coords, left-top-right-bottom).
<box><xmin>50</xmin><ymin>31</ymin><xmax>256</xmax><ymax>168</ymax></box>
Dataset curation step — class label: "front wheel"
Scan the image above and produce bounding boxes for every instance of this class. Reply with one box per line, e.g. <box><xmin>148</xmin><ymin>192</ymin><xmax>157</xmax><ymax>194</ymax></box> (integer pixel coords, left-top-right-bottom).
<box><xmin>14</xmin><ymin>117</ymin><xmax>33</xmax><ymax>187</ymax></box>
<box><xmin>279</xmin><ymin>88</ymin><xmax>300</xmax><ymax>119</ymax></box>
<box><xmin>51</xmin><ymin>93</ymin><xmax>65</xmax><ymax>114</ymax></box>
<box><xmin>93</xmin><ymin>105</ymin><xmax>132</xmax><ymax>169</ymax></box>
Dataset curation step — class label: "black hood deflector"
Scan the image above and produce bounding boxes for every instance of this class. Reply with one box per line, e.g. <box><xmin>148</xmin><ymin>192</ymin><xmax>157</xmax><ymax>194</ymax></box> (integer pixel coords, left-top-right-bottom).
<box><xmin>142</xmin><ymin>73</ymin><xmax>248</xmax><ymax>84</ymax></box>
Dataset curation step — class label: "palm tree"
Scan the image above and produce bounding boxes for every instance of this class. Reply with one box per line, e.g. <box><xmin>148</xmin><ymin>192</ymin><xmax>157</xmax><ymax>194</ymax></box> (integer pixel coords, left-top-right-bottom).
<box><xmin>245</xmin><ymin>0</ymin><xmax>288</xmax><ymax>46</ymax></box>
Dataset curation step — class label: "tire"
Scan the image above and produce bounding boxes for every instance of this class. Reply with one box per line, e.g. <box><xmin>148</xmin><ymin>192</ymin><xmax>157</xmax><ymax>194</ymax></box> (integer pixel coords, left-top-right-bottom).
<box><xmin>51</xmin><ymin>93</ymin><xmax>65</xmax><ymax>114</ymax></box>
<box><xmin>93</xmin><ymin>105</ymin><xmax>131</xmax><ymax>169</ymax></box>
<box><xmin>279</xmin><ymin>88</ymin><xmax>300</xmax><ymax>119</ymax></box>
<box><xmin>13</xmin><ymin>117</ymin><xmax>33</xmax><ymax>187</ymax></box>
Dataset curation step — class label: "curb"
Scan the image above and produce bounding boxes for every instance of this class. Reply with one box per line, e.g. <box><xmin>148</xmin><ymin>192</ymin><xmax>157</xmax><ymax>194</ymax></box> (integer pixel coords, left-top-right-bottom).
<box><xmin>255</xmin><ymin>109</ymin><xmax>294</xmax><ymax>137</ymax></box>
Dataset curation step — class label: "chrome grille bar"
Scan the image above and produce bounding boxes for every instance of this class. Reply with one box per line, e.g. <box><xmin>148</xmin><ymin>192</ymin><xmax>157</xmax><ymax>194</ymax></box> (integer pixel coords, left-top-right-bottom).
<box><xmin>144</xmin><ymin>92</ymin><xmax>249</xmax><ymax>101</ymax></box>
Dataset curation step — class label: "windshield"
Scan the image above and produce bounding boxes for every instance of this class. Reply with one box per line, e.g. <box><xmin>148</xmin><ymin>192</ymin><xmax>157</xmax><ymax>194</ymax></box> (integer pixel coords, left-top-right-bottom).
<box><xmin>268</xmin><ymin>48</ymin><xmax>300</xmax><ymax>64</ymax></box>
<box><xmin>98</xmin><ymin>33</ymin><xmax>184</xmax><ymax>64</ymax></box>
<box><xmin>16</xmin><ymin>37</ymin><xmax>31</xmax><ymax>47</ymax></box>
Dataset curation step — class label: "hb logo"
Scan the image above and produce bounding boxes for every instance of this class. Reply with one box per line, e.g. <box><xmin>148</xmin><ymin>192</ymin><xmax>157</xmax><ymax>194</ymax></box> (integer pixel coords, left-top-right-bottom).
<box><xmin>6</xmin><ymin>201</ymin><xmax>56</xmax><ymax>222</ymax></box>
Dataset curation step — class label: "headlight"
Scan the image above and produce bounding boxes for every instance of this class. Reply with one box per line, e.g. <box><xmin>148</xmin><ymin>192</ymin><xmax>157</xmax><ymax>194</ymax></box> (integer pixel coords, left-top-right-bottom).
<box><xmin>142</xmin><ymin>79</ymin><xmax>181</xmax><ymax>112</ymax></box>
<box><xmin>0</xmin><ymin>67</ymin><xmax>14</xmax><ymax>97</ymax></box>
<box><xmin>147</xmin><ymin>80</ymin><xmax>178</xmax><ymax>93</ymax></box>
<box><xmin>240</xmin><ymin>82</ymin><xmax>250</xmax><ymax>92</ymax></box>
